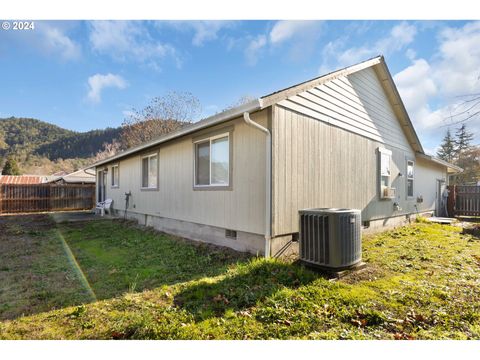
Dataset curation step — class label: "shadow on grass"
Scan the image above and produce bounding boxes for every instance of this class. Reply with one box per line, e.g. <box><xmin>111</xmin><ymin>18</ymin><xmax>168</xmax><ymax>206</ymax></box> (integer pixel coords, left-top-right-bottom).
<box><xmin>58</xmin><ymin>219</ymin><xmax>254</xmax><ymax>299</ymax></box>
<box><xmin>173</xmin><ymin>260</ymin><xmax>320</xmax><ymax>321</ymax></box>
<box><xmin>0</xmin><ymin>215</ymin><xmax>252</xmax><ymax>321</ymax></box>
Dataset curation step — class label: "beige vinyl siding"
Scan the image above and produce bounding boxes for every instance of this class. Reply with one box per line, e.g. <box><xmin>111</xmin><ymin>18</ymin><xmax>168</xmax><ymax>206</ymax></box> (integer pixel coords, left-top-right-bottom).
<box><xmin>276</xmin><ymin>66</ymin><xmax>412</xmax><ymax>152</ymax></box>
<box><xmin>415</xmin><ymin>157</ymin><xmax>447</xmax><ymax>211</ymax></box>
<box><xmin>103</xmin><ymin>110</ymin><xmax>268</xmax><ymax>235</ymax></box>
<box><xmin>271</xmin><ymin>104</ymin><xmax>446</xmax><ymax>237</ymax></box>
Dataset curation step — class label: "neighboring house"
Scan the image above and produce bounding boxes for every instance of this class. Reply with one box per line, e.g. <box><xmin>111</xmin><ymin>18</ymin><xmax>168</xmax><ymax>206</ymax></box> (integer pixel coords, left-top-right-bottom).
<box><xmin>49</xmin><ymin>168</ymin><xmax>96</xmax><ymax>185</ymax></box>
<box><xmin>0</xmin><ymin>175</ymin><xmax>49</xmax><ymax>184</ymax></box>
<box><xmin>0</xmin><ymin>169</ymin><xmax>95</xmax><ymax>186</ymax></box>
<box><xmin>91</xmin><ymin>56</ymin><xmax>461</xmax><ymax>256</ymax></box>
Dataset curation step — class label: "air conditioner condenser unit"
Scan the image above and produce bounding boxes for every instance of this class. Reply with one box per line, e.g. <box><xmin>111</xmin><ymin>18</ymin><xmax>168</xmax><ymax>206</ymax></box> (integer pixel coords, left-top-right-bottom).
<box><xmin>299</xmin><ymin>208</ymin><xmax>362</xmax><ymax>270</ymax></box>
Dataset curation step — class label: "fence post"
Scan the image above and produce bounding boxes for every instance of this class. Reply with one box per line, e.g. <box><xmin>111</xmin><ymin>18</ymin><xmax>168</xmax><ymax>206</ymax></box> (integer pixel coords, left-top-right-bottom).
<box><xmin>447</xmin><ymin>185</ymin><xmax>456</xmax><ymax>217</ymax></box>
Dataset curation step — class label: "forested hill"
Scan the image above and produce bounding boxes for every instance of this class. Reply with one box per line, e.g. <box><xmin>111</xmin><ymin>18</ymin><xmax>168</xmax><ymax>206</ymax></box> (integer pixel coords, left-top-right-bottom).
<box><xmin>0</xmin><ymin>117</ymin><xmax>122</xmax><ymax>174</ymax></box>
<box><xmin>36</xmin><ymin>127</ymin><xmax>122</xmax><ymax>159</ymax></box>
<box><xmin>0</xmin><ymin>117</ymin><xmax>121</xmax><ymax>160</ymax></box>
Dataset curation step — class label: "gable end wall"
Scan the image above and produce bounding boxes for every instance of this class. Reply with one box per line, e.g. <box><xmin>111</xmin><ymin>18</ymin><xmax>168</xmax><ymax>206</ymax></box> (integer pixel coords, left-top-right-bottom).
<box><xmin>271</xmin><ymin>67</ymin><xmax>447</xmax><ymax>236</ymax></box>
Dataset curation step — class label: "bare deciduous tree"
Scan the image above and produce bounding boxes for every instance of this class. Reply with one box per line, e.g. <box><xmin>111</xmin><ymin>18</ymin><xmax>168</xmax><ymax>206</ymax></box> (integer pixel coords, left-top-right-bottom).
<box><xmin>222</xmin><ymin>94</ymin><xmax>256</xmax><ymax>112</ymax></box>
<box><xmin>94</xmin><ymin>140</ymin><xmax>122</xmax><ymax>162</ymax></box>
<box><xmin>441</xmin><ymin>93</ymin><xmax>480</xmax><ymax>128</ymax></box>
<box><xmin>121</xmin><ymin>91</ymin><xmax>201</xmax><ymax>149</ymax></box>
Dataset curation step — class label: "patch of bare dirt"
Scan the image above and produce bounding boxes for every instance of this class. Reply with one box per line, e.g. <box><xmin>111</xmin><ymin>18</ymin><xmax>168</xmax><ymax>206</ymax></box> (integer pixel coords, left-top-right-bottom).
<box><xmin>340</xmin><ymin>264</ymin><xmax>387</xmax><ymax>284</ymax></box>
<box><xmin>462</xmin><ymin>223</ymin><xmax>480</xmax><ymax>239</ymax></box>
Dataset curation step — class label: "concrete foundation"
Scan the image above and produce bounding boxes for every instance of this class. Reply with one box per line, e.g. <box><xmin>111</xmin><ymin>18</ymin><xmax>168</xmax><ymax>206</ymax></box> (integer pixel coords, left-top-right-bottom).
<box><xmin>270</xmin><ymin>234</ymin><xmax>299</xmax><ymax>259</ymax></box>
<box><xmin>362</xmin><ymin>211</ymin><xmax>434</xmax><ymax>235</ymax></box>
<box><xmin>270</xmin><ymin>211</ymin><xmax>435</xmax><ymax>259</ymax></box>
<box><xmin>114</xmin><ymin>209</ymin><xmax>265</xmax><ymax>255</ymax></box>
<box><xmin>110</xmin><ymin>208</ymin><xmax>434</xmax><ymax>258</ymax></box>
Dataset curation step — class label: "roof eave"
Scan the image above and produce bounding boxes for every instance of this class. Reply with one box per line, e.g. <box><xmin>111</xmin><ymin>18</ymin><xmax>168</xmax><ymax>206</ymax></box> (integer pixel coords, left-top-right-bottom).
<box><xmin>372</xmin><ymin>58</ymin><xmax>424</xmax><ymax>154</ymax></box>
<box><xmin>260</xmin><ymin>55</ymin><xmax>425</xmax><ymax>155</ymax></box>
<box><xmin>260</xmin><ymin>55</ymin><xmax>383</xmax><ymax>107</ymax></box>
<box><xmin>417</xmin><ymin>153</ymin><xmax>463</xmax><ymax>173</ymax></box>
<box><xmin>89</xmin><ymin>98</ymin><xmax>264</xmax><ymax>168</ymax></box>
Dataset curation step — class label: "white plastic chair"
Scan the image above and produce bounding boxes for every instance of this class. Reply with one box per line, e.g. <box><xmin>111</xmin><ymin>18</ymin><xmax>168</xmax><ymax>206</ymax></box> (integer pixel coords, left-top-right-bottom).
<box><xmin>96</xmin><ymin>198</ymin><xmax>113</xmax><ymax>216</ymax></box>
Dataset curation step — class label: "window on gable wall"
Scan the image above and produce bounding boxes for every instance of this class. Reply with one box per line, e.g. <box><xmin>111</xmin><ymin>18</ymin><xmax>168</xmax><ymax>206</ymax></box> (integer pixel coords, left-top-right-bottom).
<box><xmin>378</xmin><ymin>147</ymin><xmax>394</xmax><ymax>199</ymax></box>
<box><xmin>407</xmin><ymin>160</ymin><xmax>414</xmax><ymax>197</ymax></box>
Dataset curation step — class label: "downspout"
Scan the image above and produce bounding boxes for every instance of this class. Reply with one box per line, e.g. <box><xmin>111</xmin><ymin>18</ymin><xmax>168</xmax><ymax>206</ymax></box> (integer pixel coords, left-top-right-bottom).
<box><xmin>243</xmin><ymin>111</ymin><xmax>272</xmax><ymax>258</ymax></box>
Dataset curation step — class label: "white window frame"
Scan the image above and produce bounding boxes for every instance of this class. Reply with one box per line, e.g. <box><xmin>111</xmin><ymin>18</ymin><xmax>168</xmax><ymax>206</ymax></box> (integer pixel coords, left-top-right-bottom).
<box><xmin>378</xmin><ymin>147</ymin><xmax>395</xmax><ymax>199</ymax></box>
<box><xmin>193</xmin><ymin>132</ymin><xmax>230</xmax><ymax>188</ymax></box>
<box><xmin>406</xmin><ymin>160</ymin><xmax>414</xmax><ymax>198</ymax></box>
<box><xmin>111</xmin><ymin>164</ymin><xmax>119</xmax><ymax>188</ymax></box>
<box><xmin>141</xmin><ymin>153</ymin><xmax>158</xmax><ymax>190</ymax></box>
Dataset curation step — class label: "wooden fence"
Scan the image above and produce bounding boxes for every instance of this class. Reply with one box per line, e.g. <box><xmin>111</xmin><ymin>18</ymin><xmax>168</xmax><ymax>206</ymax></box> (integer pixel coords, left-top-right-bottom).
<box><xmin>0</xmin><ymin>184</ymin><xmax>96</xmax><ymax>214</ymax></box>
<box><xmin>447</xmin><ymin>185</ymin><xmax>480</xmax><ymax>217</ymax></box>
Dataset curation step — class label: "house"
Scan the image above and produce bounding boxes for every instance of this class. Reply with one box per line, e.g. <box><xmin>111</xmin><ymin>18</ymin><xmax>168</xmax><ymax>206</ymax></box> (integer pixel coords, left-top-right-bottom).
<box><xmin>90</xmin><ymin>56</ymin><xmax>461</xmax><ymax>257</ymax></box>
<box><xmin>48</xmin><ymin>168</ymin><xmax>96</xmax><ymax>185</ymax></box>
<box><xmin>0</xmin><ymin>169</ymin><xmax>95</xmax><ymax>186</ymax></box>
<box><xmin>0</xmin><ymin>175</ymin><xmax>49</xmax><ymax>184</ymax></box>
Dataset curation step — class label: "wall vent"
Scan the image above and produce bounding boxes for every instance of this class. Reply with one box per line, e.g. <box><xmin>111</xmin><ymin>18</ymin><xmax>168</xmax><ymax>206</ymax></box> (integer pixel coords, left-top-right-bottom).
<box><xmin>225</xmin><ymin>229</ymin><xmax>237</xmax><ymax>239</ymax></box>
<box><xmin>299</xmin><ymin>208</ymin><xmax>362</xmax><ymax>269</ymax></box>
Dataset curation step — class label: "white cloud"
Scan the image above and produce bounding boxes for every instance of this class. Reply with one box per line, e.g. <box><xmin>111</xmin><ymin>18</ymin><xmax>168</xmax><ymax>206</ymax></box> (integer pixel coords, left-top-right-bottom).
<box><xmin>386</xmin><ymin>21</ymin><xmax>417</xmax><ymax>50</ymax></box>
<box><xmin>320</xmin><ymin>21</ymin><xmax>417</xmax><ymax>73</ymax></box>
<box><xmin>6</xmin><ymin>22</ymin><xmax>82</xmax><ymax>61</ymax></box>
<box><xmin>241</xmin><ymin>20</ymin><xmax>323</xmax><ymax>66</ymax></box>
<box><xmin>88</xmin><ymin>21</ymin><xmax>178</xmax><ymax>70</ymax></box>
<box><xmin>42</xmin><ymin>25</ymin><xmax>81</xmax><ymax>60</ymax></box>
<box><xmin>317</xmin><ymin>21</ymin><xmax>479</xmax><ymax>150</ymax></box>
<box><xmin>269</xmin><ymin>20</ymin><xmax>321</xmax><ymax>44</ymax></box>
<box><xmin>244</xmin><ymin>35</ymin><xmax>267</xmax><ymax>66</ymax></box>
<box><xmin>161</xmin><ymin>21</ymin><xmax>233</xmax><ymax>47</ymax></box>
<box><xmin>394</xmin><ymin>21</ymin><xmax>480</xmax><ymax>151</ymax></box>
<box><xmin>87</xmin><ymin>73</ymin><xmax>127</xmax><ymax>104</ymax></box>
<box><xmin>405</xmin><ymin>48</ymin><xmax>416</xmax><ymax>60</ymax></box>
<box><xmin>433</xmin><ymin>21</ymin><xmax>480</xmax><ymax>96</ymax></box>
<box><xmin>190</xmin><ymin>21</ymin><xmax>232</xmax><ymax>46</ymax></box>
<box><xmin>394</xmin><ymin>58</ymin><xmax>437</xmax><ymax>130</ymax></box>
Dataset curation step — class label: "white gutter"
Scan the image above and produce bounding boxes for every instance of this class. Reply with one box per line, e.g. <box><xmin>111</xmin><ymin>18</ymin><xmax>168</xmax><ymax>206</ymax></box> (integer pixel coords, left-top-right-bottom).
<box><xmin>243</xmin><ymin>111</ymin><xmax>272</xmax><ymax>258</ymax></box>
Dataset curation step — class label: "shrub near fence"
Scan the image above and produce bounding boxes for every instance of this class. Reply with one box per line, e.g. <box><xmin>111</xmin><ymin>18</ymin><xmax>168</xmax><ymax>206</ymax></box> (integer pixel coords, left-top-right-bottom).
<box><xmin>0</xmin><ymin>184</ymin><xmax>96</xmax><ymax>214</ymax></box>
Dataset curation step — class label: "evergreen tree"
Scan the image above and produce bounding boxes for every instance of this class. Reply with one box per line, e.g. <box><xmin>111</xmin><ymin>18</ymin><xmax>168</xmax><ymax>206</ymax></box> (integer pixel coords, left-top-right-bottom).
<box><xmin>454</xmin><ymin>124</ymin><xmax>474</xmax><ymax>156</ymax></box>
<box><xmin>2</xmin><ymin>157</ymin><xmax>21</xmax><ymax>175</ymax></box>
<box><xmin>450</xmin><ymin>145</ymin><xmax>480</xmax><ymax>185</ymax></box>
<box><xmin>437</xmin><ymin>129</ymin><xmax>456</xmax><ymax>163</ymax></box>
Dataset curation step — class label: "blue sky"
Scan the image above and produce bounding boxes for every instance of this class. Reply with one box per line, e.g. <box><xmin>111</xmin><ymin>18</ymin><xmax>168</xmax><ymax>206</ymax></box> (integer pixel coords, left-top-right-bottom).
<box><xmin>0</xmin><ymin>20</ymin><xmax>479</xmax><ymax>154</ymax></box>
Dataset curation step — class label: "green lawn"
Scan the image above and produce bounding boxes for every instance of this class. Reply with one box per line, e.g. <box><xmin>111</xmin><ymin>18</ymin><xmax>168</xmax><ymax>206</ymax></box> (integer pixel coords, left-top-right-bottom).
<box><xmin>0</xmin><ymin>215</ymin><xmax>479</xmax><ymax>339</ymax></box>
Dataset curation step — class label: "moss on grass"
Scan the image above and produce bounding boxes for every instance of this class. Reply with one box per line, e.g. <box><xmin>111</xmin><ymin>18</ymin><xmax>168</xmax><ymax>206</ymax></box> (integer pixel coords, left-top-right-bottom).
<box><xmin>1</xmin><ymin>217</ymin><xmax>479</xmax><ymax>339</ymax></box>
